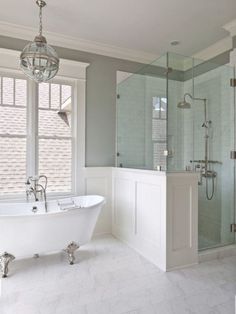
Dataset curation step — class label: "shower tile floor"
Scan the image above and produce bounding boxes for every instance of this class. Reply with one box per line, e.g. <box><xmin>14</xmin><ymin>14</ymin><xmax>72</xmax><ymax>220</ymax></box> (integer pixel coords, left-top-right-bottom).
<box><xmin>0</xmin><ymin>234</ymin><xmax>236</xmax><ymax>314</ymax></box>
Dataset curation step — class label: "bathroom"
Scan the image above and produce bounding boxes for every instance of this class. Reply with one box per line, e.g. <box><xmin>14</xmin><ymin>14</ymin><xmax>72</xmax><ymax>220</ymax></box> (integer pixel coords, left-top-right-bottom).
<box><xmin>1</xmin><ymin>0</ymin><xmax>236</xmax><ymax>313</ymax></box>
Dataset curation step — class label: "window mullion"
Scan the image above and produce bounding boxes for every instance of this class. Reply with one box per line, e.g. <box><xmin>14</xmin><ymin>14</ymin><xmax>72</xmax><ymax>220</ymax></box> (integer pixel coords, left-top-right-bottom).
<box><xmin>0</xmin><ymin>77</ymin><xmax>2</xmax><ymax>104</ymax></box>
<box><xmin>35</xmin><ymin>83</ymin><xmax>39</xmax><ymax>176</ymax></box>
<box><xmin>72</xmin><ymin>81</ymin><xmax>77</xmax><ymax>194</ymax></box>
<box><xmin>26</xmin><ymin>80</ymin><xmax>38</xmax><ymax>177</ymax></box>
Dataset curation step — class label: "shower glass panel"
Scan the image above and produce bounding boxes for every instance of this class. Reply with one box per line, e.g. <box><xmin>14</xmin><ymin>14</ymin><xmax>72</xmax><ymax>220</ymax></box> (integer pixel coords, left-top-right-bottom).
<box><xmin>116</xmin><ymin>52</ymin><xmax>235</xmax><ymax>251</ymax></box>
<box><xmin>193</xmin><ymin>59</ymin><xmax>235</xmax><ymax>250</ymax></box>
<box><xmin>116</xmin><ymin>53</ymin><xmax>168</xmax><ymax>170</ymax></box>
<box><xmin>167</xmin><ymin>53</ymin><xmax>194</xmax><ymax>171</ymax></box>
<box><xmin>167</xmin><ymin>52</ymin><xmax>235</xmax><ymax>250</ymax></box>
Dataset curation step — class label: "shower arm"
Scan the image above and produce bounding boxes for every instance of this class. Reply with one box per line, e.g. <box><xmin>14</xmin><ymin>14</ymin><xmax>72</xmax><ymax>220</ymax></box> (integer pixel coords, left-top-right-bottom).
<box><xmin>184</xmin><ymin>93</ymin><xmax>207</xmax><ymax>122</ymax></box>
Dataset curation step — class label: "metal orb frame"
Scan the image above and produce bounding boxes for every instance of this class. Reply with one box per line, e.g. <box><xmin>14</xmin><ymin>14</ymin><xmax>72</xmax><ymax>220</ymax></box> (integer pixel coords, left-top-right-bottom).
<box><xmin>20</xmin><ymin>0</ymin><xmax>59</xmax><ymax>83</ymax></box>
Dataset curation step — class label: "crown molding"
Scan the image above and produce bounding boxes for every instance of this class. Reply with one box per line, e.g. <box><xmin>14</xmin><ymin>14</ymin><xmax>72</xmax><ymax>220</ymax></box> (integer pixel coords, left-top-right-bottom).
<box><xmin>0</xmin><ymin>21</ymin><xmax>159</xmax><ymax>64</ymax></box>
<box><xmin>193</xmin><ymin>36</ymin><xmax>232</xmax><ymax>61</ymax></box>
<box><xmin>223</xmin><ymin>19</ymin><xmax>236</xmax><ymax>37</ymax></box>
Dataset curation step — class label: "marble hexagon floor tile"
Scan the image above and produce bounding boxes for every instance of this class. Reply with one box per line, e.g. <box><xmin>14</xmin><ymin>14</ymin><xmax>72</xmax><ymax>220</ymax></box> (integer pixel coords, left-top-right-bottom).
<box><xmin>0</xmin><ymin>234</ymin><xmax>236</xmax><ymax>314</ymax></box>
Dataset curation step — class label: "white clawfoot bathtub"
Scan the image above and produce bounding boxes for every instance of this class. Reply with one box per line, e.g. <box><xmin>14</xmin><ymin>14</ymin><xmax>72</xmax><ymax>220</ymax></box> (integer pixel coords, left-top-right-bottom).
<box><xmin>0</xmin><ymin>195</ymin><xmax>105</xmax><ymax>277</ymax></box>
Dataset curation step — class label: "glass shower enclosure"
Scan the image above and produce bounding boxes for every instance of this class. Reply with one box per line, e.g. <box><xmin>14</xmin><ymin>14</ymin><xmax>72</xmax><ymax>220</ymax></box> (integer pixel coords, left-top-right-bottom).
<box><xmin>116</xmin><ymin>52</ymin><xmax>235</xmax><ymax>251</ymax></box>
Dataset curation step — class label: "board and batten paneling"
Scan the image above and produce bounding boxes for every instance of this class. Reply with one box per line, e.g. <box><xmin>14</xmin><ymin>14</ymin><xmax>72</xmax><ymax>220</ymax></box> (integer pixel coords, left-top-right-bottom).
<box><xmin>112</xmin><ymin>168</ymin><xmax>167</xmax><ymax>270</ymax></box>
<box><xmin>84</xmin><ymin>167</ymin><xmax>198</xmax><ymax>271</ymax></box>
<box><xmin>166</xmin><ymin>174</ymin><xmax>198</xmax><ymax>270</ymax></box>
<box><xmin>112</xmin><ymin>168</ymin><xmax>198</xmax><ymax>271</ymax></box>
<box><xmin>83</xmin><ymin>167</ymin><xmax>112</xmax><ymax>235</ymax></box>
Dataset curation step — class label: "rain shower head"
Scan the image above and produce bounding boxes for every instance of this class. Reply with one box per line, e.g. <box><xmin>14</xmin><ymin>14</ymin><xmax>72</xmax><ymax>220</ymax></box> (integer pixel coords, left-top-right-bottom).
<box><xmin>177</xmin><ymin>100</ymin><xmax>191</xmax><ymax>109</ymax></box>
<box><xmin>177</xmin><ymin>93</ymin><xmax>192</xmax><ymax>109</ymax></box>
<box><xmin>177</xmin><ymin>93</ymin><xmax>207</xmax><ymax>110</ymax></box>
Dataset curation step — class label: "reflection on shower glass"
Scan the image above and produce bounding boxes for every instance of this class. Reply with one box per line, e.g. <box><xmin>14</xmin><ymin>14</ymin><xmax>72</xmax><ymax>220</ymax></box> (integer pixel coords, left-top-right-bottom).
<box><xmin>152</xmin><ymin>96</ymin><xmax>167</xmax><ymax>170</ymax></box>
<box><xmin>152</xmin><ymin>97</ymin><xmax>167</xmax><ymax>119</ymax></box>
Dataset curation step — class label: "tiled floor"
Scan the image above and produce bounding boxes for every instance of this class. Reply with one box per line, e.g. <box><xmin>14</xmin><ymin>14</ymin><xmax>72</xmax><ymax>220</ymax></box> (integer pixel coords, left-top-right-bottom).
<box><xmin>0</xmin><ymin>234</ymin><xmax>236</xmax><ymax>314</ymax></box>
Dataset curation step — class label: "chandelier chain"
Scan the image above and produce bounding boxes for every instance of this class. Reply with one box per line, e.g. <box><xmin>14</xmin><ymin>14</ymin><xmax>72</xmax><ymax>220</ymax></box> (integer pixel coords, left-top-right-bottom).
<box><xmin>39</xmin><ymin>5</ymin><xmax>43</xmax><ymax>36</ymax></box>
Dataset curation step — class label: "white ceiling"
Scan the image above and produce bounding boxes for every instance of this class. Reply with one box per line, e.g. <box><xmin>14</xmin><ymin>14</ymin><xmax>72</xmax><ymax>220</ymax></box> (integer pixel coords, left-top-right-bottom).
<box><xmin>0</xmin><ymin>0</ymin><xmax>236</xmax><ymax>57</ymax></box>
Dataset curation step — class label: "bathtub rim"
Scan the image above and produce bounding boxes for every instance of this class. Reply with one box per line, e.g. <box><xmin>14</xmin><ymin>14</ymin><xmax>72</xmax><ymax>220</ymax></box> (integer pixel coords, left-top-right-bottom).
<box><xmin>0</xmin><ymin>194</ymin><xmax>105</xmax><ymax>218</ymax></box>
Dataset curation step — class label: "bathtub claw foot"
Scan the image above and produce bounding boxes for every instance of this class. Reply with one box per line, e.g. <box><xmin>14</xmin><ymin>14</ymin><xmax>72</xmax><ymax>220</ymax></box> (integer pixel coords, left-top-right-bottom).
<box><xmin>64</xmin><ymin>242</ymin><xmax>79</xmax><ymax>265</ymax></box>
<box><xmin>0</xmin><ymin>252</ymin><xmax>15</xmax><ymax>278</ymax></box>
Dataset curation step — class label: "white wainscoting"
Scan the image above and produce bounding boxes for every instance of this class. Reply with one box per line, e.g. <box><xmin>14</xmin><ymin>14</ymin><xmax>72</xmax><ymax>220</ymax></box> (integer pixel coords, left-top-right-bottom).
<box><xmin>112</xmin><ymin>168</ymin><xmax>167</xmax><ymax>270</ymax></box>
<box><xmin>82</xmin><ymin>167</ymin><xmax>112</xmax><ymax>235</ymax></box>
<box><xmin>83</xmin><ymin>167</ymin><xmax>198</xmax><ymax>271</ymax></box>
<box><xmin>166</xmin><ymin>173</ymin><xmax>198</xmax><ymax>270</ymax></box>
<box><xmin>112</xmin><ymin>168</ymin><xmax>198</xmax><ymax>271</ymax></box>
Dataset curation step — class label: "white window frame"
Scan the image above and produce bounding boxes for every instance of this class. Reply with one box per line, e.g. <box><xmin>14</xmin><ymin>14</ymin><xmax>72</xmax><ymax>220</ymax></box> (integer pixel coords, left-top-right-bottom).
<box><xmin>31</xmin><ymin>77</ymin><xmax>76</xmax><ymax>197</ymax></box>
<box><xmin>0</xmin><ymin>48</ymin><xmax>89</xmax><ymax>201</ymax></box>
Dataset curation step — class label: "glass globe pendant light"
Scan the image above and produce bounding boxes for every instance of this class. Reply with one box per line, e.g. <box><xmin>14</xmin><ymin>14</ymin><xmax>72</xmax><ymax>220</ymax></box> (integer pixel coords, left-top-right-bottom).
<box><xmin>20</xmin><ymin>0</ymin><xmax>59</xmax><ymax>83</ymax></box>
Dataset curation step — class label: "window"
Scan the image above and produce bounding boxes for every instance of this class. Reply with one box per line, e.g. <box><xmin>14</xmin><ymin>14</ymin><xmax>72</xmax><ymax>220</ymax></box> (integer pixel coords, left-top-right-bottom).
<box><xmin>0</xmin><ymin>73</ymin><xmax>75</xmax><ymax>197</ymax></box>
<box><xmin>38</xmin><ymin>82</ymin><xmax>72</xmax><ymax>193</ymax></box>
<box><xmin>152</xmin><ymin>97</ymin><xmax>167</xmax><ymax>170</ymax></box>
<box><xmin>0</xmin><ymin>76</ymin><xmax>27</xmax><ymax>195</ymax></box>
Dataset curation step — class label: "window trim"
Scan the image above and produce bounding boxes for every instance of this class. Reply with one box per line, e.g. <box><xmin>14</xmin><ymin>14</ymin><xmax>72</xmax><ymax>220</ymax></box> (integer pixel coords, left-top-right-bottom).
<box><xmin>0</xmin><ymin>49</ymin><xmax>89</xmax><ymax>201</ymax></box>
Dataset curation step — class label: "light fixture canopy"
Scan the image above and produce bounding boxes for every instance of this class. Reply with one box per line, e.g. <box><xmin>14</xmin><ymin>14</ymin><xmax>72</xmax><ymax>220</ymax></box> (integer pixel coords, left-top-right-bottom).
<box><xmin>20</xmin><ymin>0</ymin><xmax>59</xmax><ymax>83</ymax></box>
<box><xmin>170</xmin><ymin>40</ymin><xmax>180</xmax><ymax>46</ymax></box>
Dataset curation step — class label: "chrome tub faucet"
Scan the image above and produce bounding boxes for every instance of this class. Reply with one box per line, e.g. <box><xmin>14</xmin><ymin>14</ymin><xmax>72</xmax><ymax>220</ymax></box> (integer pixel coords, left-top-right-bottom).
<box><xmin>26</xmin><ymin>175</ymin><xmax>48</xmax><ymax>212</ymax></box>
